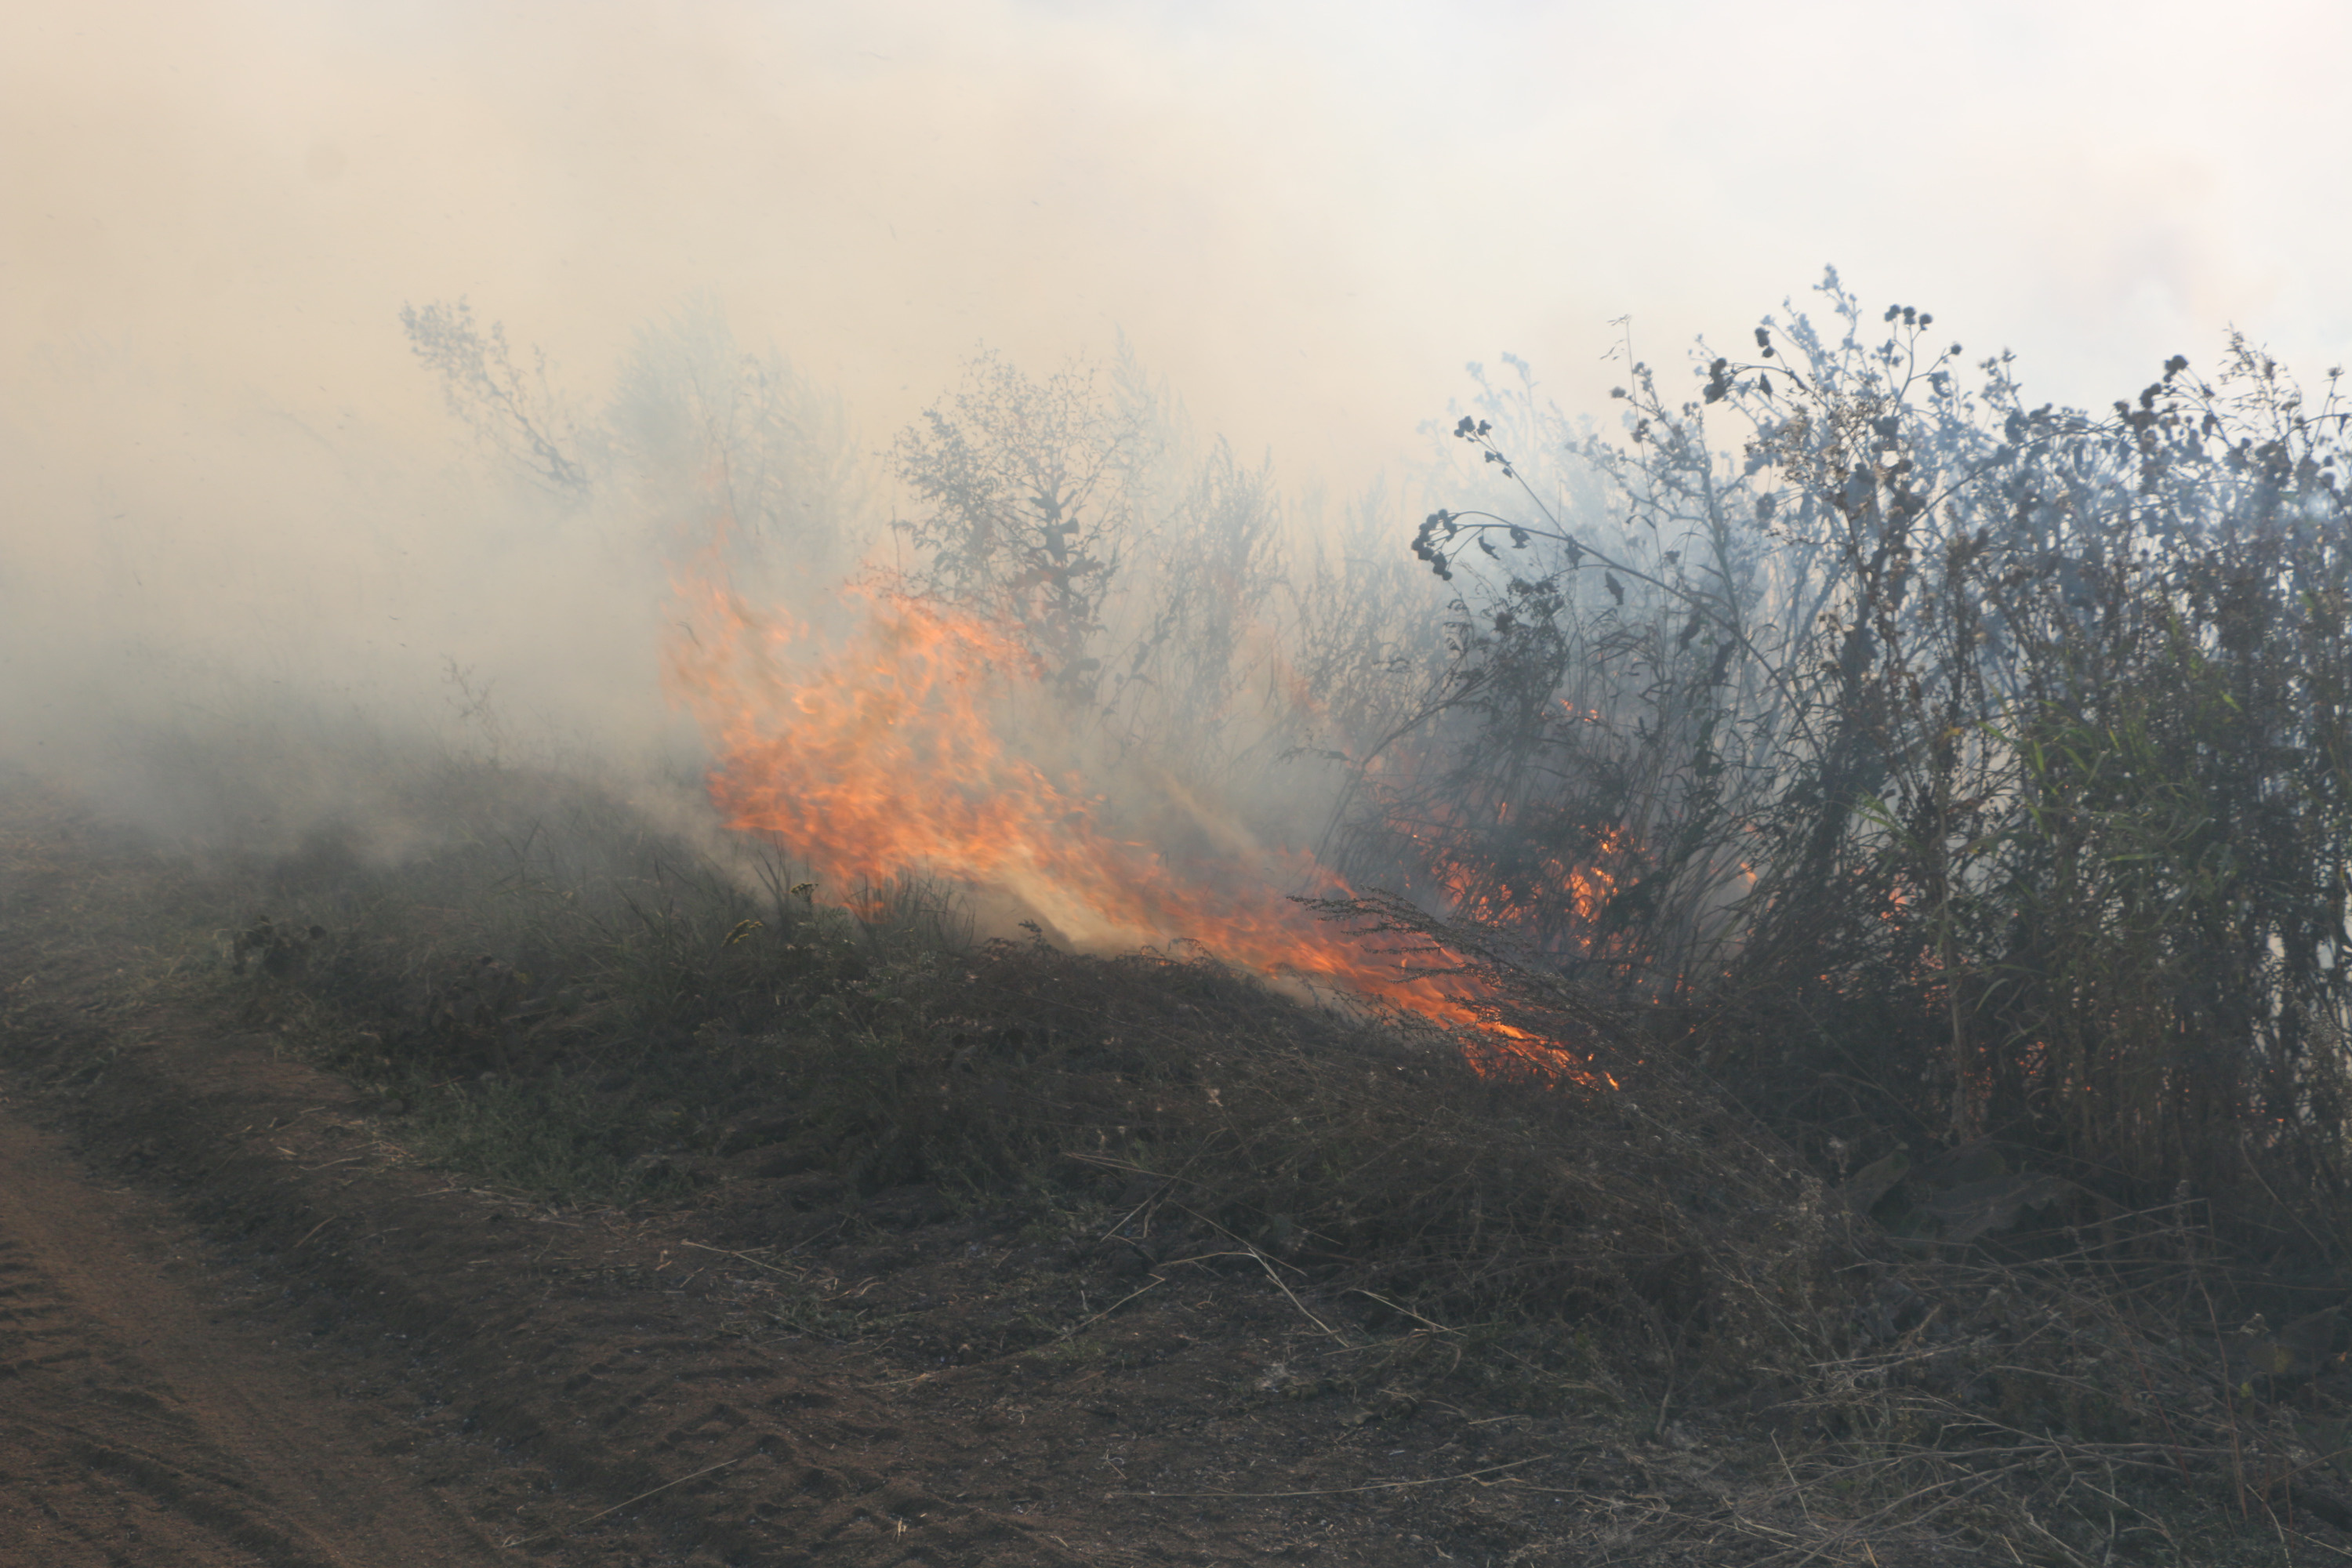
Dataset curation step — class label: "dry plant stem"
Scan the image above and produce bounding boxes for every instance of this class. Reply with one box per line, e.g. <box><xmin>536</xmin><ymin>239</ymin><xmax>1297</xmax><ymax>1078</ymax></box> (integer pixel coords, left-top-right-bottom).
<box><xmin>1765</xmin><ymin>1457</ymin><xmax>2046</xmax><ymax>1568</ymax></box>
<box><xmin>1772</xmin><ymin>1434</ymin><xmax>1814</xmax><ymax>1530</ymax></box>
<box><xmin>682</xmin><ymin>1229</ymin><xmax>844</xmax><ymax>1270</ymax></box>
<box><xmin>681</xmin><ymin>1238</ymin><xmax>811</xmax><ymax>1276</ymax></box>
<box><xmin>1245</xmin><ymin>1251</ymin><xmax>1341</xmax><ymax>1340</ymax></box>
<box><xmin>1116</xmin><ymin>1456</ymin><xmax>1542</xmax><ymax>1500</ymax></box>
<box><xmin>503</xmin><ymin>1454</ymin><xmax>749</xmax><ymax>1548</ymax></box>
<box><xmin>2204</xmin><ymin>1274</ymin><xmax>2250</xmax><ymax>1521</ymax></box>
<box><xmin>1101</xmin><ymin>1172</ymin><xmax>1178</xmax><ymax>1241</ymax></box>
<box><xmin>1173</xmin><ymin>1202</ymin><xmax>1345</xmax><ymax>1341</ymax></box>
<box><xmin>2119</xmin><ymin>1316</ymin><xmax>2197</xmax><ymax>1486</ymax></box>
<box><xmin>1064</xmin><ymin>1274</ymin><xmax>1164</xmax><ymax>1335</ymax></box>
<box><xmin>1344</xmin><ymin>1287</ymin><xmax>1458</xmax><ymax>1335</ymax></box>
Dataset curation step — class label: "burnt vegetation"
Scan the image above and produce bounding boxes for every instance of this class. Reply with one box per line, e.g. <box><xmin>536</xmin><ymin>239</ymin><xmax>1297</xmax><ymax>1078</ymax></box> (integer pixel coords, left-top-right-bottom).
<box><xmin>1388</xmin><ymin>270</ymin><xmax>2352</xmax><ymax>1238</ymax></box>
<box><xmin>180</xmin><ymin>272</ymin><xmax>2352</xmax><ymax>1559</ymax></box>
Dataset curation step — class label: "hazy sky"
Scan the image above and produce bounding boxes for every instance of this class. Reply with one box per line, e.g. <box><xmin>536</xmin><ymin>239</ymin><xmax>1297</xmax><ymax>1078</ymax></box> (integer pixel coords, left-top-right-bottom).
<box><xmin>5</xmin><ymin>0</ymin><xmax>2348</xmax><ymax>789</ymax></box>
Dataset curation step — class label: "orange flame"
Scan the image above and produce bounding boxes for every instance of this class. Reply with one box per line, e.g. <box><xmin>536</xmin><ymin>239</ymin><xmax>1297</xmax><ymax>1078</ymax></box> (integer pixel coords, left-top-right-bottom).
<box><xmin>665</xmin><ymin>575</ymin><xmax>1606</xmax><ymax>1082</ymax></box>
<box><xmin>1428</xmin><ymin>825</ymin><xmax>1631</xmax><ymax>927</ymax></box>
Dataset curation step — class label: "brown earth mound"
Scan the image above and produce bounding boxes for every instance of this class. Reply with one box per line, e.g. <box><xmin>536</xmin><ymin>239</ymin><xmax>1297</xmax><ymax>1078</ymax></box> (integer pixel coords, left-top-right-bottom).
<box><xmin>0</xmin><ymin>789</ymin><xmax>1757</xmax><ymax>1566</ymax></box>
<box><xmin>6</xmin><ymin>780</ymin><xmax>2350</xmax><ymax>1566</ymax></box>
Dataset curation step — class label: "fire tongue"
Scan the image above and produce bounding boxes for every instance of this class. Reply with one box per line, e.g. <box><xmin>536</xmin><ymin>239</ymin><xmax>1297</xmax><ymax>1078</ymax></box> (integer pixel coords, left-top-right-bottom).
<box><xmin>666</xmin><ymin>579</ymin><xmax>1590</xmax><ymax>1077</ymax></box>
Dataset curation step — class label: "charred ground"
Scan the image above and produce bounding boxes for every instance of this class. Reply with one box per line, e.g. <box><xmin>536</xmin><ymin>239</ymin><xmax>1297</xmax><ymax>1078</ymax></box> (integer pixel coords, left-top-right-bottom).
<box><xmin>7</xmin><ymin>766</ymin><xmax>2352</xmax><ymax>1567</ymax></box>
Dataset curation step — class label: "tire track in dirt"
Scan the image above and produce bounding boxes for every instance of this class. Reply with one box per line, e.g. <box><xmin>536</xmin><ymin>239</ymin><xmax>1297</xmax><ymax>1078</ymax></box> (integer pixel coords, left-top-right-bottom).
<box><xmin>0</xmin><ymin>1109</ymin><xmax>510</xmax><ymax>1568</ymax></box>
<box><xmin>0</xmin><ymin>967</ymin><xmax>1105</xmax><ymax>1568</ymax></box>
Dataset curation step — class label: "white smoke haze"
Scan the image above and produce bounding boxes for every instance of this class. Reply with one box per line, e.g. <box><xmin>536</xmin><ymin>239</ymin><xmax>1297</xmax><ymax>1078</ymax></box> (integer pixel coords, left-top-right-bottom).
<box><xmin>5</xmin><ymin>0</ymin><xmax>2347</xmax><ymax>875</ymax></box>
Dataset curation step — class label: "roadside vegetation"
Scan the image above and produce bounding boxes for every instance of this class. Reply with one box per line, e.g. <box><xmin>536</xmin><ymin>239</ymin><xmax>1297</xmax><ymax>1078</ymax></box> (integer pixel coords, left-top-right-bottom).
<box><xmin>50</xmin><ymin>270</ymin><xmax>2352</xmax><ymax>1561</ymax></box>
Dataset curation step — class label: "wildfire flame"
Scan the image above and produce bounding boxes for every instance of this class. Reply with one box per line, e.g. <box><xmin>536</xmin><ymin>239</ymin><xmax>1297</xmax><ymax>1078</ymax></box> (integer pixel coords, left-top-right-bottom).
<box><xmin>665</xmin><ymin>574</ymin><xmax>1606</xmax><ymax>1080</ymax></box>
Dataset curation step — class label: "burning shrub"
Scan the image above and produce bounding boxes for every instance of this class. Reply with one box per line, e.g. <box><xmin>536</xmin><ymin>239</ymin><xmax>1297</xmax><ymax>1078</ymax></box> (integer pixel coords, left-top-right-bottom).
<box><xmin>1392</xmin><ymin>270</ymin><xmax>2352</xmax><ymax>1264</ymax></box>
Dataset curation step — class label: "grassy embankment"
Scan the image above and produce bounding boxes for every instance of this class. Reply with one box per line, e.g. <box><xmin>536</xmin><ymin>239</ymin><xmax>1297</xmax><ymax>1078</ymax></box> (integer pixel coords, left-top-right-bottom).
<box><xmin>11</xmin><ymin>750</ymin><xmax>2345</xmax><ymax>1566</ymax></box>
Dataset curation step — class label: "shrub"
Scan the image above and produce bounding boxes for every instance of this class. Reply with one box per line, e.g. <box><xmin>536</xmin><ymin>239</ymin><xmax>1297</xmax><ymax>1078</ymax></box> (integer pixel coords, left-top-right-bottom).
<box><xmin>1391</xmin><ymin>271</ymin><xmax>2352</xmax><ymax>1252</ymax></box>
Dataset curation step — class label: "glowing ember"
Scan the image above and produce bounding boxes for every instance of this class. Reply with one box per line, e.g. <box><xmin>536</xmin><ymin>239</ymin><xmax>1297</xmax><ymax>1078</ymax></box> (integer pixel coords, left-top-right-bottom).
<box><xmin>665</xmin><ymin>574</ymin><xmax>1606</xmax><ymax>1080</ymax></box>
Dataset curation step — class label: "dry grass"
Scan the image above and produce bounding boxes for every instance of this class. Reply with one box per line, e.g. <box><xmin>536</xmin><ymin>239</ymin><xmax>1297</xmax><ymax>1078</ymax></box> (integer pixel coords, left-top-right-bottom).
<box><xmin>18</xmin><ymin>743</ymin><xmax>2352</xmax><ymax>1562</ymax></box>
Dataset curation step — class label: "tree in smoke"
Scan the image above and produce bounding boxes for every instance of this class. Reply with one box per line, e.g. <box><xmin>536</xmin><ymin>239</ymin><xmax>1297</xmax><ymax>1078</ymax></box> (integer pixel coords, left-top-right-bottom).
<box><xmin>401</xmin><ymin>296</ymin><xmax>863</xmax><ymax>583</ymax></box>
<box><xmin>890</xmin><ymin>347</ymin><xmax>1382</xmax><ymax>855</ymax></box>
<box><xmin>606</xmin><ymin>298</ymin><xmax>863</xmax><ymax>580</ymax></box>
<box><xmin>1107</xmin><ymin>434</ymin><xmax>1285</xmax><ymax>756</ymax></box>
<box><xmin>400</xmin><ymin>299</ymin><xmax>592</xmax><ymax>497</ymax></box>
<box><xmin>891</xmin><ymin>350</ymin><xmax>1160</xmax><ymax>703</ymax></box>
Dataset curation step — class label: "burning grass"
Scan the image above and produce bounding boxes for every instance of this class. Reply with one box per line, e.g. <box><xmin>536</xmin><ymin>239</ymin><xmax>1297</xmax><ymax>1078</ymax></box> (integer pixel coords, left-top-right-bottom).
<box><xmin>18</xmin><ymin>278</ymin><xmax>2352</xmax><ymax>1559</ymax></box>
<box><xmin>660</xmin><ymin>579</ymin><xmax>1544</xmax><ymax>1047</ymax></box>
<box><xmin>49</xmin><ymin>753</ymin><xmax>2321</xmax><ymax>1563</ymax></box>
<box><xmin>187</xmin><ymin>760</ymin><xmax>1802</xmax><ymax>1351</ymax></box>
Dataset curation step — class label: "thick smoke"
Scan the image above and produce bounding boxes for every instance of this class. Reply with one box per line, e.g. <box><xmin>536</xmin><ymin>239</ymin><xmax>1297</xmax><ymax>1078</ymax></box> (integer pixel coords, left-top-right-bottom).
<box><xmin>2</xmin><ymin>0</ymin><xmax>2342</xmax><ymax>868</ymax></box>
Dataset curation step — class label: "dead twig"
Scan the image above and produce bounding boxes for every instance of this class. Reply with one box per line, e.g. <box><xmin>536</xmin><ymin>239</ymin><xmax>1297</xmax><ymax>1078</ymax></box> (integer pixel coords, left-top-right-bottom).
<box><xmin>501</xmin><ymin>1454</ymin><xmax>750</xmax><ymax>1548</ymax></box>
<box><xmin>1065</xmin><ymin>1274</ymin><xmax>1165</xmax><ymax>1336</ymax></box>
<box><xmin>1116</xmin><ymin>1456</ymin><xmax>1543</xmax><ymax>1499</ymax></box>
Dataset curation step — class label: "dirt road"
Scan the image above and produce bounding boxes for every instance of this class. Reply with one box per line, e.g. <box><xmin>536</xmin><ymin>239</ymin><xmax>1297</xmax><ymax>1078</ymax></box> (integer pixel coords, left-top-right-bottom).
<box><xmin>0</xmin><ymin>1106</ymin><xmax>510</xmax><ymax>1566</ymax></box>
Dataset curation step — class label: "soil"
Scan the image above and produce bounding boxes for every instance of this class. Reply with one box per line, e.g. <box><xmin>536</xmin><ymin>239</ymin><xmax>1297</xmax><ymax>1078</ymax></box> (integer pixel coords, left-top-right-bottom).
<box><xmin>0</xmin><ymin>785</ymin><xmax>2009</xmax><ymax>1567</ymax></box>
